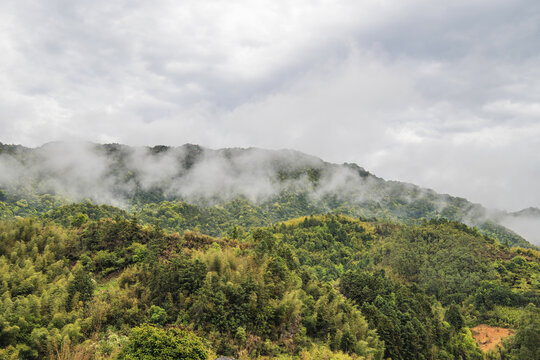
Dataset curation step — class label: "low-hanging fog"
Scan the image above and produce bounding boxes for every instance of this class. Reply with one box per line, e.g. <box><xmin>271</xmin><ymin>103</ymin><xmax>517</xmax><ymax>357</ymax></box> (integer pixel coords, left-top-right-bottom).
<box><xmin>1</xmin><ymin>141</ymin><xmax>538</xmax><ymax>246</ymax></box>
<box><xmin>0</xmin><ymin>142</ymin><xmax>378</xmax><ymax>206</ymax></box>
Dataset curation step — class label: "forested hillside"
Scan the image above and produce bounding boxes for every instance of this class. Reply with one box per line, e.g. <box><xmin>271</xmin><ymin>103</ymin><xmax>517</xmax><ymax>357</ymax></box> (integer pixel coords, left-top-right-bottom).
<box><xmin>0</xmin><ymin>142</ymin><xmax>536</xmax><ymax>248</ymax></box>
<box><xmin>0</xmin><ymin>209</ymin><xmax>538</xmax><ymax>359</ymax></box>
<box><xmin>0</xmin><ymin>142</ymin><xmax>539</xmax><ymax>359</ymax></box>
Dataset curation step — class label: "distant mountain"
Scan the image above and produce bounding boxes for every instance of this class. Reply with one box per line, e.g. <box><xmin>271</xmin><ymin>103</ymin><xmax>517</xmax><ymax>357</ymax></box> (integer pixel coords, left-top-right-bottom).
<box><xmin>510</xmin><ymin>207</ymin><xmax>540</xmax><ymax>218</ymax></box>
<box><xmin>496</xmin><ymin>207</ymin><xmax>540</xmax><ymax>248</ymax></box>
<box><xmin>0</xmin><ymin>141</ymin><xmax>536</xmax><ymax>248</ymax></box>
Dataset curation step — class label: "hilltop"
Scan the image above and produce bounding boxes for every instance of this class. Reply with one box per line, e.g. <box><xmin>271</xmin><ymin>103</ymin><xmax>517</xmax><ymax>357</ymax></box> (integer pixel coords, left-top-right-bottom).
<box><xmin>0</xmin><ymin>141</ymin><xmax>536</xmax><ymax>248</ymax></box>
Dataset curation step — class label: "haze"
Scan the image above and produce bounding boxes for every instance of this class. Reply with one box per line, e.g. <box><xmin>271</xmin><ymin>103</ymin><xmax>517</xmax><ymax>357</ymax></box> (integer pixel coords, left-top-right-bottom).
<box><xmin>1</xmin><ymin>0</ymin><xmax>539</xmax><ymax>212</ymax></box>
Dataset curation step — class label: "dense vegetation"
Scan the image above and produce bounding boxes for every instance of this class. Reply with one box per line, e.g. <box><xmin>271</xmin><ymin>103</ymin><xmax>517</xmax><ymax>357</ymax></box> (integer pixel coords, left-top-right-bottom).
<box><xmin>0</xmin><ymin>205</ymin><xmax>538</xmax><ymax>359</ymax></box>
<box><xmin>0</xmin><ymin>142</ymin><xmax>539</xmax><ymax>359</ymax></box>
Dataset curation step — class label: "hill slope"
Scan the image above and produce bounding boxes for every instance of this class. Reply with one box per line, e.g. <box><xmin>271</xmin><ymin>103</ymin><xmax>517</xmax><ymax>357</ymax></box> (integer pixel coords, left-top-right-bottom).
<box><xmin>0</xmin><ymin>142</ymin><xmax>539</xmax><ymax>358</ymax></box>
<box><xmin>0</xmin><ymin>213</ymin><xmax>538</xmax><ymax>359</ymax></box>
<box><xmin>0</xmin><ymin>141</ymin><xmax>534</xmax><ymax>247</ymax></box>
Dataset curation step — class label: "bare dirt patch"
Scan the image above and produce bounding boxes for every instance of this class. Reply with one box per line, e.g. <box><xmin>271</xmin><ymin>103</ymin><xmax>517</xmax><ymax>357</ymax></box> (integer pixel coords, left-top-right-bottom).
<box><xmin>471</xmin><ymin>324</ymin><xmax>515</xmax><ymax>352</ymax></box>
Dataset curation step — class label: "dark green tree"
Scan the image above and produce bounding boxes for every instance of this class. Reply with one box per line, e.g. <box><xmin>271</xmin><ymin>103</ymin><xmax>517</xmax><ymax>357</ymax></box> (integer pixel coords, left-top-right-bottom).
<box><xmin>66</xmin><ymin>264</ymin><xmax>94</xmax><ymax>309</ymax></box>
<box><xmin>445</xmin><ymin>304</ymin><xmax>464</xmax><ymax>331</ymax></box>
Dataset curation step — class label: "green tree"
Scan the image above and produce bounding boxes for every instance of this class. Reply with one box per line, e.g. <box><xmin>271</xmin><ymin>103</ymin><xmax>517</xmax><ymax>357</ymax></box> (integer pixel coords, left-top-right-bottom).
<box><xmin>148</xmin><ymin>305</ymin><xmax>168</xmax><ymax>325</ymax></box>
<box><xmin>66</xmin><ymin>264</ymin><xmax>94</xmax><ymax>309</ymax></box>
<box><xmin>118</xmin><ymin>324</ymin><xmax>207</xmax><ymax>360</ymax></box>
<box><xmin>508</xmin><ymin>304</ymin><xmax>540</xmax><ymax>359</ymax></box>
<box><xmin>445</xmin><ymin>304</ymin><xmax>464</xmax><ymax>331</ymax></box>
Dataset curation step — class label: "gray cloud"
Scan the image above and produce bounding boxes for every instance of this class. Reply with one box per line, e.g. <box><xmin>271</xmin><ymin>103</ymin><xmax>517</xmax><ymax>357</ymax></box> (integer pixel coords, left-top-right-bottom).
<box><xmin>0</xmin><ymin>0</ymin><xmax>539</xmax><ymax>211</ymax></box>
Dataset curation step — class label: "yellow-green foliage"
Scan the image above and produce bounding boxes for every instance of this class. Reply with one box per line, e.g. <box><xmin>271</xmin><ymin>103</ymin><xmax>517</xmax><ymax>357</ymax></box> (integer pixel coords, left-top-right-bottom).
<box><xmin>487</xmin><ymin>306</ymin><xmax>527</xmax><ymax>327</ymax></box>
<box><xmin>0</xmin><ymin>208</ymin><xmax>538</xmax><ymax>359</ymax></box>
<box><xmin>275</xmin><ymin>343</ymin><xmax>369</xmax><ymax>360</ymax></box>
<box><xmin>0</xmin><ymin>219</ymin><xmax>88</xmax><ymax>359</ymax></box>
<box><xmin>281</xmin><ymin>215</ymin><xmax>375</xmax><ymax>235</ymax></box>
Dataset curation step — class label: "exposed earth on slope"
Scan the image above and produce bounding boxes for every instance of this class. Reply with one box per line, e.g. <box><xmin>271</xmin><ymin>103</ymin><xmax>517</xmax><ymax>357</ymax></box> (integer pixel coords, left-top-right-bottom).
<box><xmin>471</xmin><ymin>324</ymin><xmax>515</xmax><ymax>352</ymax></box>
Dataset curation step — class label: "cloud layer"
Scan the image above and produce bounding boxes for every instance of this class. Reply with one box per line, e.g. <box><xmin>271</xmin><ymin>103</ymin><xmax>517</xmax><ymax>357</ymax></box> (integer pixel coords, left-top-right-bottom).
<box><xmin>1</xmin><ymin>0</ymin><xmax>539</xmax><ymax>211</ymax></box>
<box><xmin>0</xmin><ymin>142</ymin><xmax>368</xmax><ymax>207</ymax></box>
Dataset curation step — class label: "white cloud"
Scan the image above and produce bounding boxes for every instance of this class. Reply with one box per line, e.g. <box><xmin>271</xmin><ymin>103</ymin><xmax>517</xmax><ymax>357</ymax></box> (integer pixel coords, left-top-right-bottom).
<box><xmin>0</xmin><ymin>0</ymin><xmax>539</xmax><ymax>212</ymax></box>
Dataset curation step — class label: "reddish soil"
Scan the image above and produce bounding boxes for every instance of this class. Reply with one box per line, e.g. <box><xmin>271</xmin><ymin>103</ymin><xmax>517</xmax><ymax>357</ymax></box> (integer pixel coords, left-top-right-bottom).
<box><xmin>471</xmin><ymin>324</ymin><xmax>515</xmax><ymax>352</ymax></box>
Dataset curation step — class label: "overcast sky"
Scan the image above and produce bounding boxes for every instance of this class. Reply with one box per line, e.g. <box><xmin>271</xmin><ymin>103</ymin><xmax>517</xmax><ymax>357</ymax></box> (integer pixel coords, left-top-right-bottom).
<box><xmin>1</xmin><ymin>0</ymin><xmax>539</xmax><ymax>211</ymax></box>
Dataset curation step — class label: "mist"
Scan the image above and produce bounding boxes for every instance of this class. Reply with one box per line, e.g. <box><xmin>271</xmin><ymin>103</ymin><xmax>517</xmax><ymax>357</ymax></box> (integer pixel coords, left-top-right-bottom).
<box><xmin>0</xmin><ymin>142</ymin><xmax>372</xmax><ymax>206</ymax></box>
<box><xmin>501</xmin><ymin>216</ymin><xmax>540</xmax><ymax>246</ymax></box>
<box><xmin>0</xmin><ymin>141</ymin><xmax>538</xmax><ymax>247</ymax></box>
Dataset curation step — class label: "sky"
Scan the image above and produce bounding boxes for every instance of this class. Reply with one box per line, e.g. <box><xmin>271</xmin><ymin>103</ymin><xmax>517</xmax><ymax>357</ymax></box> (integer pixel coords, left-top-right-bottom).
<box><xmin>0</xmin><ymin>0</ymin><xmax>539</xmax><ymax>212</ymax></box>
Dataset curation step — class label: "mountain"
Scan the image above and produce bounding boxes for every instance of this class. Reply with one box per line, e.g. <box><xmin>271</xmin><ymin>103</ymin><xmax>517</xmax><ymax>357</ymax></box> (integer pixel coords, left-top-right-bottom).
<box><xmin>0</xmin><ymin>141</ymin><xmax>535</xmax><ymax>248</ymax></box>
<box><xmin>510</xmin><ymin>207</ymin><xmax>540</xmax><ymax>218</ymax></box>
<box><xmin>0</xmin><ymin>142</ymin><xmax>539</xmax><ymax>359</ymax></box>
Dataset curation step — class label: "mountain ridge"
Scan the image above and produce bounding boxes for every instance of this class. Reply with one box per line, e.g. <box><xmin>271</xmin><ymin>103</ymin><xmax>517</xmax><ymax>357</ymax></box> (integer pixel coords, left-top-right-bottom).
<box><xmin>0</xmin><ymin>141</ymin><xmax>539</xmax><ymax>359</ymax></box>
<box><xmin>0</xmin><ymin>141</ymin><xmax>537</xmax><ymax>248</ymax></box>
